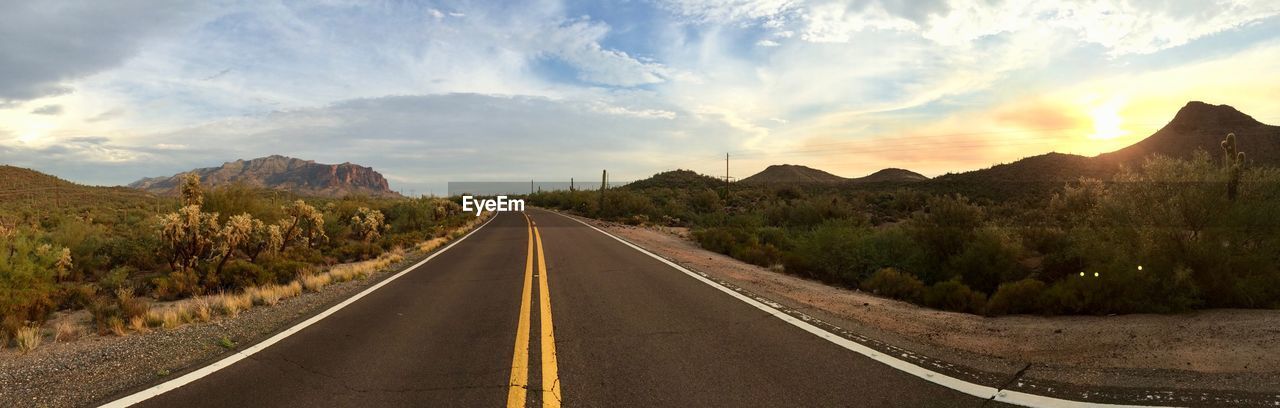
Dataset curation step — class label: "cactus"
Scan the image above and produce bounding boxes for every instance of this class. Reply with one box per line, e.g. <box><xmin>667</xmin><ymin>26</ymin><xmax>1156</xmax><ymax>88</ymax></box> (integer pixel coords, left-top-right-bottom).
<box><xmin>1221</xmin><ymin>133</ymin><xmax>1246</xmax><ymax>201</ymax></box>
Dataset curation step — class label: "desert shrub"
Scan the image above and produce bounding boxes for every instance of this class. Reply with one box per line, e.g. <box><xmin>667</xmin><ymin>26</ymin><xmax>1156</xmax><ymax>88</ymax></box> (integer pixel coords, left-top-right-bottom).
<box><xmin>218</xmin><ymin>260</ymin><xmax>272</xmax><ymax>290</ymax></box>
<box><xmin>949</xmin><ymin>227</ymin><xmax>1026</xmax><ymax>295</ymax></box>
<box><xmin>923</xmin><ymin>280</ymin><xmax>987</xmax><ymax>314</ymax></box>
<box><xmin>861</xmin><ymin>268</ymin><xmax>924</xmax><ymax>302</ymax></box>
<box><xmin>99</xmin><ymin>266</ymin><xmax>135</xmax><ymax>293</ymax></box>
<box><xmin>689</xmin><ymin>189</ymin><xmax>723</xmax><ymax>213</ymax></box>
<box><xmin>0</xmin><ymin>231</ymin><xmax>64</xmax><ymax>322</ymax></box>
<box><xmin>986</xmin><ymin>279</ymin><xmax>1047</xmax><ymax>315</ymax></box>
<box><xmin>333</xmin><ymin>241</ymin><xmax>383</xmax><ymax>262</ymax></box>
<box><xmin>906</xmin><ymin>195</ymin><xmax>983</xmax><ymax>282</ymax></box>
<box><xmin>153</xmin><ymin>269</ymin><xmax>201</xmax><ymax>300</ymax></box>
<box><xmin>788</xmin><ymin>221</ymin><xmax>866</xmax><ymax>284</ymax></box>
<box><xmin>260</xmin><ymin>258</ymin><xmax>311</xmax><ymax>284</ymax></box>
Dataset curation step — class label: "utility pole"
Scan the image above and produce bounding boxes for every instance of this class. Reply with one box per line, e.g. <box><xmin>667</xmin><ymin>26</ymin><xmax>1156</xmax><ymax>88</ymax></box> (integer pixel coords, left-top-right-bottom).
<box><xmin>599</xmin><ymin>169</ymin><xmax>607</xmax><ymax>214</ymax></box>
<box><xmin>724</xmin><ymin>153</ymin><xmax>730</xmax><ymax>195</ymax></box>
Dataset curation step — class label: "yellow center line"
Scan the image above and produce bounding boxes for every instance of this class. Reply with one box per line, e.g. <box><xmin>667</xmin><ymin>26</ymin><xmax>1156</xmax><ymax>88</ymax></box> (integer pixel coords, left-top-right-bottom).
<box><xmin>506</xmin><ymin>215</ymin><xmax>534</xmax><ymax>408</ymax></box>
<box><xmin>534</xmin><ymin>222</ymin><xmax>562</xmax><ymax>407</ymax></box>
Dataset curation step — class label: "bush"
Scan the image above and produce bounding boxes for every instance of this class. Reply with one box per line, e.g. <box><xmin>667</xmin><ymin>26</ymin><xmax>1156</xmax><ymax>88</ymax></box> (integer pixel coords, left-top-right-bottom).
<box><xmin>218</xmin><ymin>260</ymin><xmax>272</xmax><ymax>290</ymax></box>
<box><xmin>923</xmin><ymin>280</ymin><xmax>987</xmax><ymax>313</ymax></box>
<box><xmin>861</xmin><ymin>268</ymin><xmax>924</xmax><ymax>302</ymax></box>
<box><xmin>332</xmin><ymin>241</ymin><xmax>383</xmax><ymax>262</ymax></box>
<box><xmin>949</xmin><ymin>228</ymin><xmax>1026</xmax><ymax>294</ymax></box>
<box><xmin>986</xmin><ymin>279</ymin><xmax>1047</xmax><ymax>315</ymax></box>
<box><xmin>260</xmin><ymin>258</ymin><xmax>311</xmax><ymax>284</ymax></box>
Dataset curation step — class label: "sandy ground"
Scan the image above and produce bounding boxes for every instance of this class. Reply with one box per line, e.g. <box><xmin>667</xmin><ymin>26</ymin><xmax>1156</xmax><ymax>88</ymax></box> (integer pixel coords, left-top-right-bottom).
<box><xmin>591</xmin><ymin>220</ymin><xmax>1280</xmax><ymax>394</ymax></box>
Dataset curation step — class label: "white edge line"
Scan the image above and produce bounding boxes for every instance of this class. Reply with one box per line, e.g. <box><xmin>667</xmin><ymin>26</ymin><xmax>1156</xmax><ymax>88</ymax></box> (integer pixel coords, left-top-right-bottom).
<box><xmin>555</xmin><ymin>212</ymin><xmax>1166</xmax><ymax>408</ymax></box>
<box><xmin>99</xmin><ymin>214</ymin><xmax>498</xmax><ymax>408</ymax></box>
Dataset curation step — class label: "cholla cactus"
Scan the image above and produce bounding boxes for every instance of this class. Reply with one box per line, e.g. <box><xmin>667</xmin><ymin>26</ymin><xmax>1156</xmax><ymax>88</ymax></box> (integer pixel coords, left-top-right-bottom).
<box><xmin>277</xmin><ymin>200</ymin><xmax>327</xmax><ymax>251</ymax></box>
<box><xmin>158</xmin><ymin>205</ymin><xmax>220</xmax><ymax>271</ymax></box>
<box><xmin>215</xmin><ymin>213</ymin><xmax>261</xmax><ymax>273</ymax></box>
<box><xmin>54</xmin><ymin>248</ymin><xmax>73</xmax><ymax>280</ymax></box>
<box><xmin>1221</xmin><ymin>133</ymin><xmax>1246</xmax><ymax>200</ymax></box>
<box><xmin>350</xmin><ymin>207</ymin><xmax>386</xmax><ymax>242</ymax></box>
<box><xmin>180</xmin><ymin>173</ymin><xmax>203</xmax><ymax>207</ymax></box>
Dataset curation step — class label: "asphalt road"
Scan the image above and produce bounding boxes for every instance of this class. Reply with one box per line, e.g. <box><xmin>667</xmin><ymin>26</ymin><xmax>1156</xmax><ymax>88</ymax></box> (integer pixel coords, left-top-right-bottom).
<box><xmin>122</xmin><ymin>209</ymin><xmax>990</xmax><ymax>407</ymax></box>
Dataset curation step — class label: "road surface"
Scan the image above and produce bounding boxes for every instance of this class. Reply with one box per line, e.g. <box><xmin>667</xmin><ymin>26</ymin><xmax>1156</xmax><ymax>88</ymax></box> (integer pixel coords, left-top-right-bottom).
<box><xmin>116</xmin><ymin>209</ymin><xmax>996</xmax><ymax>407</ymax></box>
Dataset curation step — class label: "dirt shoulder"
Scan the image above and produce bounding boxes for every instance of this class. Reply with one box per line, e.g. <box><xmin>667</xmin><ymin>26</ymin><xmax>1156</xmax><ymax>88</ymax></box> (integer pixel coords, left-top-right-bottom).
<box><xmin>0</xmin><ymin>214</ymin><xmax>492</xmax><ymax>408</ymax></box>
<box><xmin>578</xmin><ymin>217</ymin><xmax>1280</xmax><ymax>396</ymax></box>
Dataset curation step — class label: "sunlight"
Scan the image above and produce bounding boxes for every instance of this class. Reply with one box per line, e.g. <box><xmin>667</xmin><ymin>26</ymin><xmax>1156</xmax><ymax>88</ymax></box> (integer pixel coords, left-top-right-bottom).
<box><xmin>1086</xmin><ymin>97</ymin><xmax>1130</xmax><ymax>140</ymax></box>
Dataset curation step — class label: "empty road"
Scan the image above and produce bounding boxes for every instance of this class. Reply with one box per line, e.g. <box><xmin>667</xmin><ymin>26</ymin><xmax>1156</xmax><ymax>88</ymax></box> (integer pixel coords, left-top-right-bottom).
<box><xmin>109</xmin><ymin>209</ymin><xmax>997</xmax><ymax>407</ymax></box>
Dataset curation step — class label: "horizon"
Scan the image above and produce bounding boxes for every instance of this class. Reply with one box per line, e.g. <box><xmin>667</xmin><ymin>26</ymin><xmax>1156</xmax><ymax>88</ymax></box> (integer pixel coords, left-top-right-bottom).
<box><xmin>3</xmin><ymin>1</ymin><xmax>1280</xmax><ymax>194</ymax></box>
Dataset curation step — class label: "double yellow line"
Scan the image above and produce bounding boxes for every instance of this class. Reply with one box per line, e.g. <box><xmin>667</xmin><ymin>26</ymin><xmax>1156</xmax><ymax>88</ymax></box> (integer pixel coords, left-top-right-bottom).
<box><xmin>507</xmin><ymin>213</ymin><xmax>561</xmax><ymax>408</ymax></box>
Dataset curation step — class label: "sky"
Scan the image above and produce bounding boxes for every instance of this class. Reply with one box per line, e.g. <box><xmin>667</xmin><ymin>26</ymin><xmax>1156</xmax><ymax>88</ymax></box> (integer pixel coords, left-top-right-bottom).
<box><xmin>2</xmin><ymin>0</ymin><xmax>1279</xmax><ymax>194</ymax></box>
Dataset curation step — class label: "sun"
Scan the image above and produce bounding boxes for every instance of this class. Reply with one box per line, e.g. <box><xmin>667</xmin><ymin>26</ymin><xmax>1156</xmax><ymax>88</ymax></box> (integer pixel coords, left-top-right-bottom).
<box><xmin>1087</xmin><ymin>97</ymin><xmax>1129</xmax><ymax>140</ymax></box>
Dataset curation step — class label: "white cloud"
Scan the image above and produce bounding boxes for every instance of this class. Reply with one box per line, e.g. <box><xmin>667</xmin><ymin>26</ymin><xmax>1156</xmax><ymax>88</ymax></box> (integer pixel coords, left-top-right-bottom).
<box><xmin>0</xmin><ymin>1</ymin><xmax>208</xmax><ymax>103</ymax></box>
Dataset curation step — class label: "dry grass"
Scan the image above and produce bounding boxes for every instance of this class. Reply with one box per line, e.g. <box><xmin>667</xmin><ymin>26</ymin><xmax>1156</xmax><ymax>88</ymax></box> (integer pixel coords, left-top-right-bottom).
<box><xmin>248</xmin><ymin>282</ymin><xmax>302</xmax><ymax>306</ymax></box>
<box><xmin>188</xmin><ymin>297</ymin><xmax>212</xmax><ymax>323</ymax></box>
<box><xmin>53</xmin><ymin>320</ymin><xmax>80</xmax><ymax>342</ymax></box>
<box><xmin>301</xmin><ymin>273</ymin><xmax>333</xmax><ymax>292</ymax></box>
<box><xmin>161</xmin><ymin>309</ymin><xmax>181</xmax><ymax>329</ymax></box>
<box><xmin>128</xmin><ymin>316</ymin><xmax>149</xmax><ymax>333</ymax></box>
<box><xmin>417</xmin><ymin>237</ymin><xmax>447</xmax><ymax>253</ymax></box>
<box><xmin>107</xmin><ymin>317</ymin><xmax>126</xmax><ymax>336</ymax></box>
<box><xmin>15</xmin><ymin>326</ymin><xmax>42</xmax><ymax>353</ymax></box>
<box><xmin>214</xmin><ymin>292</ymin><xmax>253</xmax><ymax>317</ymax></box>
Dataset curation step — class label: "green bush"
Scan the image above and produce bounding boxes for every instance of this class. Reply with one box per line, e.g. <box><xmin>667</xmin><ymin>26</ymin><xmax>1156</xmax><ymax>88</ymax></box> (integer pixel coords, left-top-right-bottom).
<box><xmin>923</xmin><ymin>280</ymin><xmax>987</xmax><ymax>313</ymax></box>
<box><xmin>333</xmin><ymin>241</ymin><xmax>383</xmax><ymax>262</ymax></box>
<box><xmin>0</xmin><ymin>231</ymin><xmax>63</xmax><ymax>322</ymax></box>
<box><xmin>949</xmin><ymin>228</ymin><xmax>1025</xmax><ymax>295</ymax></box>
<box><xmin>986</xmin><ymin>279</ymin><xmax>1047</xmax><ymax>315</ymax></box>
<box><xmin>218</xmin><ymin>260</ymin><xmax>272</xmax><ymax>290</ymax></box>
<box><xmin>861</xmin><ymin>268</ymin><xmax>924</xmax><ymax>302</ymax></box>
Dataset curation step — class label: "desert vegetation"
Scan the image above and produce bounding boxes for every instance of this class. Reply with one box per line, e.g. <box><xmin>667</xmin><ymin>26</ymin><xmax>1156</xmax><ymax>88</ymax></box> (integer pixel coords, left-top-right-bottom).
<box><xmin>530</xmin><ymin>139</ymin><xmax>1280</xmax><ymax>316</ymax></box>
<box><xmin>0</xmin><ymin>172</ymin><xmax>471</xmax><ymax>352</ymax></box>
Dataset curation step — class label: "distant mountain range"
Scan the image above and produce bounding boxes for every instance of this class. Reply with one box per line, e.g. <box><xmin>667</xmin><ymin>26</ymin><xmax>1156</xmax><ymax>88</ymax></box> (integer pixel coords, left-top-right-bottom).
<box><xmin>738</xmin><ymin>164</ymin><xmax>928</xmax><ymax>184</ymax></box>
<box><xmin>129</xmin><ymin>155</ymin><xmax>399</xmax><ymax>198</ymax></box>
<box><xmin>725</xmin><ymin>101</ymin><xmax>1277</xmax><ymax>189</ymax></box>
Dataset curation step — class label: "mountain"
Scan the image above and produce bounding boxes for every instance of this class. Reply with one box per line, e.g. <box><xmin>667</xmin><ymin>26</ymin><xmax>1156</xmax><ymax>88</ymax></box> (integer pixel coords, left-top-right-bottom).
<box><xmin>624</xmin><ymin>169</ymin><xmax>725</xmax><ymax>190</ymax></box>
<box><xmin>937</xmin><ymin>101</ymin><xmax>1280</xmax><ymax>187</ymax></box>
<box><xmin>851</xmin><ymin>168</ymin><xmax>929</xmax><ymax>183</ymax></box>
<box><xmin>740</xmin><ymin>164</ymin><xmax>846</xmax><ymax>184</ymax></box>
<box><xmin>130</xmin><ymin>155</ymin><xmax>398</xmax><ymax>198</ymax></box>
<box><xmin>1098</xmin><ymin>101</ymin><xmax>1280</xmax><ymax>166</ymax></box>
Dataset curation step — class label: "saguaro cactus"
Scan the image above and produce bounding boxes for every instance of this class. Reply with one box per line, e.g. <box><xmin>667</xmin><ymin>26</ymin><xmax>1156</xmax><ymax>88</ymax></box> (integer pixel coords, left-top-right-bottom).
<box><xmin>1221</xmin><ymin>133</ymin><xmax>1246</xmax><ymax>201</ymax></box>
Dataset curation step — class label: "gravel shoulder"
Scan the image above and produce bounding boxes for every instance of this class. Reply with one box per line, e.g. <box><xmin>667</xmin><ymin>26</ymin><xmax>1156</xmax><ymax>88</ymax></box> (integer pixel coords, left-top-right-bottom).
<box><xmin>579</xmin><ymin>217</ymin><xmax>1280</xmax><ymax>396</ymax></box>
<box><xmin>0</xmin><ymin>214</ymin><xmax>491</xmax><ymax>408</ymax></box>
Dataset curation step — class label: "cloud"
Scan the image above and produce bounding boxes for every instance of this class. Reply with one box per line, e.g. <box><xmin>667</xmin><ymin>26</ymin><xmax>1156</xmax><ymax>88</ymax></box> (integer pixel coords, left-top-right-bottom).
<box><xmin>30</xmin><ymin>105</ymin><xmax>64</xmax><ymax>115</ymax></box>
<box><xmin>0</xmin><ymin>1</ymin><xmax>206</xmax><ymax>103</ymax></box>
<box><xmin>2</xmin><ymin>94</ymin><xmax>747</xmax><ymax>190</ymax></box>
